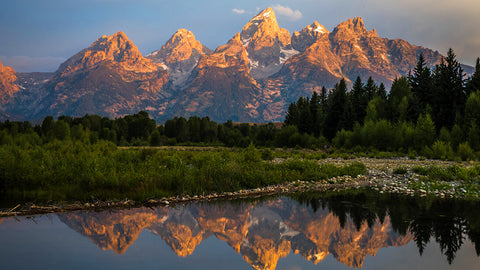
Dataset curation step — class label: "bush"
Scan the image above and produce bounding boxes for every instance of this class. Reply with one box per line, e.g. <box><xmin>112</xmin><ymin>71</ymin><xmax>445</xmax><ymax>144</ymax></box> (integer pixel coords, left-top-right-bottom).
<box><xmin>458</xmin><ymin>142</ymin><xmax>475</xmax><ymax>161</ymax></box>
<box><xmin>430</xmin><ymin>140</ymin><xmax>454</xmax><ymax>160</ymax></box>
<box><xmin>393</xmin><ymin>167</ymin><xmax>408</xmax><ymax>174</ymax></box>
<box><xmin>261</xmin><ymin>148</ymin><xmax>274</xmax><ymax>161</ymax></box>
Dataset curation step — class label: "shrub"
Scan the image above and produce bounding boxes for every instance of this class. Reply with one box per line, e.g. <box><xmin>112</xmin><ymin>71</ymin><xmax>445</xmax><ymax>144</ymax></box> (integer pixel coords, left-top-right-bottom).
<box><xmin>261</xmin><ymin>148</ymin><xmax>274</xmax><ymax>161</ymax></box>
<box><xmin>430</xmin><ymin>140</ymin><xmax>454</xmax><ymax>160</ymax></box>
<box><xmin>393</xmin><ymin>167</ymin><xmax>408</xmax><ymax>174</ymax></box>
<box><xmin>458</xmin><ymin>142</ymin><xmax>475</xmax><ymax>161</ymax></box>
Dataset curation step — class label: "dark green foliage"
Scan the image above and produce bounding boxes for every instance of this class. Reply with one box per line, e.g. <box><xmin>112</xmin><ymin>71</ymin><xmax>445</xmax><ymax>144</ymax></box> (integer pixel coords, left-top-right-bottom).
<box><xmin>325</xmin><ymin>79</ymin><xmax>348</xmax><ymax>139</ymax></box>
<box><xmin>409</xmin><ymin>54</ymin><xmax>434</xmax><ymax>119</ymax></box>
<box><xmin>350</xmin><ymin>76</ymin><xmax>368</xmax><ymax>124</ymax></box>
<box><xmin>414</xmin><ymin>113</ymin><xmax>436</xmax><ymax>150</ymax></box>
<box><xmin>432</xmin><ymin>49</ymin><xmax>466</xmax><ymax>129</ymax></box>
<box><xmin>466</xmin><ymin>58</ymin><xmax>480</xmax><ymax>97</ymax></box>
<box><xmin>392</xmin><ymin>167</ymin><xmax>408</xmax><ymax>174</ymax></box>
<box><xmin>465</xmin><ymin>91</ymin><xmax>480</xmax><ymax>130</ymax></box>
<box><xmin>388</xmin><ymin>77</ymin><xmax>411</xmax><ymax>122</ymax></box>
<box><xmin>364</xmin><ymin>77</ymin><xmax>378</xmax><ymax>100</ymax></box>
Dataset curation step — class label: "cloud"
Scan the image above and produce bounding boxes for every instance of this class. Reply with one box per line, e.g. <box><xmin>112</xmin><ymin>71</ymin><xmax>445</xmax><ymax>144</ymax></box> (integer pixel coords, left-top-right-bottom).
<box><xmin>232</xmin><ymin>8</ymin><xmax>245</xmax><ymax>14</ymax></box>
<box><xmin>272</xmin><ymin>5</ymin><xmax>302</xmax><ymax>21</ymax></box>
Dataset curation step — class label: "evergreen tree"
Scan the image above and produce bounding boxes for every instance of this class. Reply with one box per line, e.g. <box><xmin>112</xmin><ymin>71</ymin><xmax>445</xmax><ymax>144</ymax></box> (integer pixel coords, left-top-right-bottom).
<box><xmin>284</xmin><ymin>96</ymin><xmax>313</xmax><ymax>134</ymax></box>
<box><xmin>364</xmin><ymin>77</ymin><xmax>378</xmax><ymax>100</ymax></box>
<box><xmin>297</xmin><ymin>97</ymin><xmax>313</xmax><ymax>134</ymax></box>
<box><xmin>284</xmin><ymin>102</ymin><xmax>299</xmax><ymax>127</ymax></box>
<box><xmin>310</xmin><ymin>91</ymin><xmax>322</xmax><ymax>136</ymax></box>
<box><xmin>409</xmin><ymin>54</ymin><xmax>434</xmax><ymax>118</ymax></box>
<box><xmin>465</xmin><ymin>91</ymin><xmax>480</xmax><ymax>129</ymax></box>
<box><xmin>466</xmin><ymin>58</ymin><xmax>480</xmax><ymax>97</ymax></box>
<box><xmin>377</xmin><ymin>83</ymin><xmax>387</xmax><ymax>100</ymax></box>
<box><xmin>350</xmin><ymin>76</ymin><xmax>368</xmax><ymax>124</ymax></box>
<box><xmin>341</xmin><ymin>94</ymin><xmax>355</xmax><ymax>130</ymax></box>
<box><xmin>320</xmin><ymin>86</ymin><xmax>328</xmax><ymax>113</ymax></box>
<box><xmin>432</xmin><ymin>48</ymin><xmax>465</xmax><ymax>129</ymax></box>
<box><xmin>324</xmin><ymin>79</ymin><xmax>347</xmax><ymax>139</ymax></box>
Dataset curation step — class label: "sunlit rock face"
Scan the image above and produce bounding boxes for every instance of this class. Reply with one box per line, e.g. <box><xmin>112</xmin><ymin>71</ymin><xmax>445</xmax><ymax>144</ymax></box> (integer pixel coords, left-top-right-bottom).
<box><xmin>0</xmin><ymin>61</ymin><xmax>19</xmax><ymax>104</ymax></box>
<box><xmin>32</xmin><ymin>31</ymin><xmax>169</xmax><ymax>119</ymax></box>
<box><xmin>58</xmin><ymin>198</ymin><xmax>413</xmax><ymax>269</ymax></box>
<box><xmin>147</xmin><ymin>29</ymin><xmax>212</xmax><ymax>87</ymax></box>
<box><xmin>292</xmin><ymin>21</ymin><xmax>330</xmax><ymax>52</ymax></box>
<box><xmin>167</xmin><ymin>32</ymin><xmax>263</xmax><ymax>122</ymax></box>
<box><xmin>240</xmin><ymin>7</ymin><xmax>298</xmax><ymax>79</ymax></box>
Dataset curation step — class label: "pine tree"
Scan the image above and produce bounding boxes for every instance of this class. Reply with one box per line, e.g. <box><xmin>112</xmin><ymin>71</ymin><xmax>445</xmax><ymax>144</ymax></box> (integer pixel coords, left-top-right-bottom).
<box><xmin>297</xmin><ymin>97</ymin><xmax>312</xmax><ymax>134</ymax></box>
<box><xmin>466</xmin><ymin>57</ymin><xmax>480</xmax><ymax>96</ymax></box>
<box><xmin>310</xmin><ymin>91</ymin><xmax>322</xmax><ymax>136</ymax></box>
<box><xmin>320</xmin><ymin>86</ymin><xmax>328</xmax><ymax>110</ymax></box>
<box><xmin>341</xmin><ymin>93</ymin><xmax>355</xmax><ymax>130</ymax></box>
<box><xmin>377</xmin><ymin>83</ymin><xmax>387</xmax><ymax>100</ymax></box>
<box><xmin>364</xmin><ymin>77</ymin><xmax>378</xmax><ymax>101</ymax></box>
<box><xmin>324</xmin><ymin>79</ymin><xmax>347</xmax><ymax>139</ymax></box>
<box><xmin>432</xmin><ymin>49</ymin><xmax>465</xmax><ymax>129</ymax></box>
<box><xmin>284</xmin><ymin>102</ymin><xmax>299</xmax><ymax>127</ymax></box>
<box><xmin>408</xmin><ymin>54</ymin><xmax>433</xmax><ymax>119</ymax></box>
<box><xmin>465</xmin><ymin>91</ymin><xmax>480</xmax><ymax>130</ymax></box>
<box><xmin>350</xmin><ymin>76</ymin><xmax>368</xmax><ymax>124</ymax></box>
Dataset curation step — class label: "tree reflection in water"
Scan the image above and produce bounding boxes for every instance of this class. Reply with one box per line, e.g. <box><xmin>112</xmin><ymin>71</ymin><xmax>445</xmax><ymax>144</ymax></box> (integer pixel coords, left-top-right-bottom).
<box><xmin>293</xmin><ymin>190</ymin><xmax>480</xmax><ymax>264</ymax></box>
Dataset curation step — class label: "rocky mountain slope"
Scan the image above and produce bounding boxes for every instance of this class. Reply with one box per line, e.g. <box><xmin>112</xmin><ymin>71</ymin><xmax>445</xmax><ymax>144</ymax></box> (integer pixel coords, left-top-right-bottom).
<box><xmin>147</xmin><ymin>29</ymin><xmax>212</xmax><ymax>86</ymax></box>
<box><xmin>0</xmin><ymin>61</ymin><xmax>19</xmax><ymax>105</ymax></box>
<box><xmin>21</xmin><ymin>32</ymin><xmax>169</xmax><ymax>119</ymax></box>
<box><xmin>1</xmin><ymin>7</ymin><xmax>469</xmax><ymax>122</ymax></box>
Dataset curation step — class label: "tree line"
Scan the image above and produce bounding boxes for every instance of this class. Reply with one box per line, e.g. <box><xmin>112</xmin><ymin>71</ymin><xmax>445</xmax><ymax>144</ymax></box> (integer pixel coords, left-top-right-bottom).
<box><xmin>285</xmin><ymin>49</ymin><xmax>480</xmax><ymax>160</ymax></box>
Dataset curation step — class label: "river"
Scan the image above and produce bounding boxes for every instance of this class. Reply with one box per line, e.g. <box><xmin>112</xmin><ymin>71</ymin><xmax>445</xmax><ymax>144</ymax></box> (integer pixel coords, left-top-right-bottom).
<box><xmin>0</xmin><ymin>191</ymin><xmax>479</xmax><ymax>269</ymax></box>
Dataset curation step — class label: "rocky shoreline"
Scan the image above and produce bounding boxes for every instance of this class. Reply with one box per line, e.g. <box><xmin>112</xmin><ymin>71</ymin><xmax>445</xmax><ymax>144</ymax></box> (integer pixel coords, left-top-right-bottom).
<box><xmin>1</xmin><ymin>157</ymin><xmax>478</xmax><ymax>217</ymax></box>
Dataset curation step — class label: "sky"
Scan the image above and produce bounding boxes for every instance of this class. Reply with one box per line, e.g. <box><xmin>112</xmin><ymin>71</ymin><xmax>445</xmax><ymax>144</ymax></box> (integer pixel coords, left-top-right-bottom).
<box><xmin>0</xmin><ymin>0</ymin><xmax>479</xmax><ymax>72</ymax></box>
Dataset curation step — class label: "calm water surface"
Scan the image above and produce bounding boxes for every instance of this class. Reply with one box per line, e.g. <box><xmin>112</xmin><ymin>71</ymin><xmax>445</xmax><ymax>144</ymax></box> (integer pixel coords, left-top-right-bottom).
<box><xmin>1</xmin><ymin>192</ymin><xmax>479</xmax><ymax>269</ymax></box>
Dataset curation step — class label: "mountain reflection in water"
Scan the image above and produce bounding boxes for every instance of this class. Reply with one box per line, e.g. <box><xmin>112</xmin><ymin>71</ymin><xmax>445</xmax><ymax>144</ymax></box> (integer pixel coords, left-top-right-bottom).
<box><xmin>51</xmin><ymin>192</ymin><xmax>480</xmax><ymax>269</ymax></box>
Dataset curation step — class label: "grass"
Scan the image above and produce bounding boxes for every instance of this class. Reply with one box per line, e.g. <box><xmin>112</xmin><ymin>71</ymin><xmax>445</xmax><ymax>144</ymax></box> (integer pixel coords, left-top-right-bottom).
<box><xmin>0</xmin><ymin>141</ymin><xmax>367</xmax><ymax>203</ymax></box>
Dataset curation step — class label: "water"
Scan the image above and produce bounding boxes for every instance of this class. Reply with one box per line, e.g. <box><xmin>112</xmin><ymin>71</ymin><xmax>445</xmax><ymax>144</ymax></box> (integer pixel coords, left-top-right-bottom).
<box><xmin>1</xmin><ymin>191</ymin><xmax>479</xmax><ymax>269</ymax></box>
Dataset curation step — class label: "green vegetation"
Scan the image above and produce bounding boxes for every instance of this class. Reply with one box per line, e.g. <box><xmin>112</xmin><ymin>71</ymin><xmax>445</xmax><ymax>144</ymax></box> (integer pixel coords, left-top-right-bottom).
<box><xmin>0</xmin><ymin>140</ymin><xmax>366</xmax><ymax>203</ymax></box>
<box><xmin>411</xmin><ymin>165</ymin><xmax>480</xmax><ymax>182</ymax></box>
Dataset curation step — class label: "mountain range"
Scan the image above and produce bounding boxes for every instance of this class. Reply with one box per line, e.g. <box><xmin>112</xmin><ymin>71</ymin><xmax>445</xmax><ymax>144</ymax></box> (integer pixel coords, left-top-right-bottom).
<box><xmin>0</xmin><ymin>7</ymin><xmax>472</xmax><ymax>122</ymax></box>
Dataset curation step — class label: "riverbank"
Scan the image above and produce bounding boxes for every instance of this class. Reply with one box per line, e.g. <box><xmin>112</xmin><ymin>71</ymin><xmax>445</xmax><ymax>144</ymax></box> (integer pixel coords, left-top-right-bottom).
<box><xmin>1</xmin><ymin>157</ymin><xmax>479</xmax><ymax>217</ymax></box>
